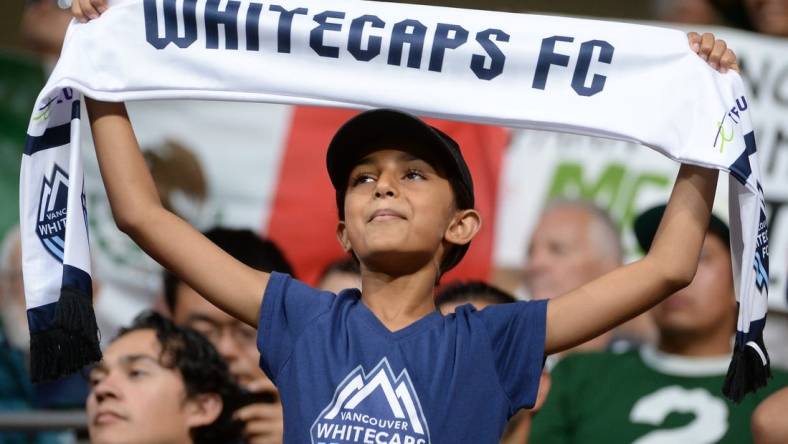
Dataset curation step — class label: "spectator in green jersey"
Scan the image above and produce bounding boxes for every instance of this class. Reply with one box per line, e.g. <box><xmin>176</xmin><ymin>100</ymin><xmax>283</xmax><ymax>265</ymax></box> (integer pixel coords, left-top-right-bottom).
<box><xmin>529</xmin><ymin>204</ymin><xmax>788</xmax><ymax>444</ymax></box>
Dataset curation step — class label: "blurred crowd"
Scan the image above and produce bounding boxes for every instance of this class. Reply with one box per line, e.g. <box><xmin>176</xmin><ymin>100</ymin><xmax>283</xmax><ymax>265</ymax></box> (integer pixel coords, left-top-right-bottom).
<box><xmin>2</xmin><ymin>0</ymin><xmax>788</xmax><ymax>443</ymax></box>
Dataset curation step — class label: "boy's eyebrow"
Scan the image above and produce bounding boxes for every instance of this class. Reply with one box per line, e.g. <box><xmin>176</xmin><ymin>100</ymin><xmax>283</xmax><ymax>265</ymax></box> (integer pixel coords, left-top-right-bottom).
<box><xmin>396</xmin><ymin>152</ymin><xmax>421</xmax><ymax>162</ymax></box>
<box><xmin>88</xmin><ymin>354</ymin><xmax>162</xmax><ymax>377</ymax></box>
<box><xmin>119</xmin><ymin>354</ymin><xmax>162</xmax><ymax>367</ymax></box>
<box><xmin>354</xmin><ymin>151</ymin><xmax>425</xmax><ymax>167</ymax></box>
<box><xmin>352</xmin><ymin>157</ymin><xmax>375</xmax><ymax>169</ymax></box>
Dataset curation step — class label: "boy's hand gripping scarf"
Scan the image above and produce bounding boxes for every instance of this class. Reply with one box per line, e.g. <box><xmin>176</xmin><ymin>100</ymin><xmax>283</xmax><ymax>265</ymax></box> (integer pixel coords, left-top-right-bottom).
<box><xmin>22</xmin><ymin>0</ymin><xmax>768</xmax><ymax>401</ymax></box>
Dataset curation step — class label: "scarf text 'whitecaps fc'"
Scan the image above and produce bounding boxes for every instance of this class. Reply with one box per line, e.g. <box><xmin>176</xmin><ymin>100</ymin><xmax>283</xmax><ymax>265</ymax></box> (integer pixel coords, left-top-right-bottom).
<box><xmin>142</xmin><ymin>0</ymin><xmax>614</xmax><ymax>96</ymax></box>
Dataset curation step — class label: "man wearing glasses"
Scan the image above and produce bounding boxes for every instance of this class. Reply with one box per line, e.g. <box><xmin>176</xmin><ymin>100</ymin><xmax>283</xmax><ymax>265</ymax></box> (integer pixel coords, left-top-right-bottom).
<box><xmin>165</xmin><ymin>228</ymin><xmax>293</xmax><ymax>444</ymax></box>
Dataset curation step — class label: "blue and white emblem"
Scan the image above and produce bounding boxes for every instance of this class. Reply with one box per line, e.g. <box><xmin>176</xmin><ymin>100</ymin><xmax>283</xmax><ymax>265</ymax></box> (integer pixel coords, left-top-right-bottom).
<box><xmin>36</xmin><ymin>165</ymin><xmax>69</xmax><ymax>262</ymax></box>
<box><xmin>311</xmin><ymin>357</ymin><xmax>430</xmax><ymax>444</ymax></box>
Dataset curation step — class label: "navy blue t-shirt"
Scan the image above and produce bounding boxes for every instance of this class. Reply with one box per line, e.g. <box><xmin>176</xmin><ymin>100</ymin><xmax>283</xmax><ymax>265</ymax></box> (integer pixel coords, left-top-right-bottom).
<box><xmin>258</xmin><ymin>272</ymin><xmax>547</xmax><ymax>444</ymax></box>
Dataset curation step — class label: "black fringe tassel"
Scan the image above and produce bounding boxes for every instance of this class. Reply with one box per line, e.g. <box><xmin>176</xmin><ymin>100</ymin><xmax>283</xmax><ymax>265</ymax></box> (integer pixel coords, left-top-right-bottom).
<box><xmin>30</xmin><ymin>286</ymin><xmax>101</xmax><ymax>383</ymax></box>
<box><xmin>722</xmin><ymin>337</ymin><xmax>771</xmax><ymax>403</ymax></box>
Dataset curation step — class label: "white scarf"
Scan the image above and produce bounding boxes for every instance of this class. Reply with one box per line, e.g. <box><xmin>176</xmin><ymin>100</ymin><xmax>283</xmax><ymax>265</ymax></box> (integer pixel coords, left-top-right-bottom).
<box><xmin>22</xmin><ymin>0</ymin><xmax>768</xmax><ymax>400</ymax></box>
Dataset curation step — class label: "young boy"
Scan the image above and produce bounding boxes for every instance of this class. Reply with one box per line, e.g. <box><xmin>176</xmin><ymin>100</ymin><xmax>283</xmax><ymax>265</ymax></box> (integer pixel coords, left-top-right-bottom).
<box><xmin>72</xmin><ymin>3</ymin><xmax>737</xmax><ymax>441</ymax></box>
<box><xmin>87</xmin><ymin>311</ymin><xmax>243</xmax><ymax>444</ymax></box>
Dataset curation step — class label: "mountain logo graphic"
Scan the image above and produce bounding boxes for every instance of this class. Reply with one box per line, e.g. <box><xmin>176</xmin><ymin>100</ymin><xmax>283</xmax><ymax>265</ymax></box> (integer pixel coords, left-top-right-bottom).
<box><xmin>310</xmin><ymin>357</ymin><xmax>431</xmax><ymax>444</ymax></box>
<box><xmin>36</xmin><ymin>165</ymin><xmax>69</xmax><ymax>262</ymax></box>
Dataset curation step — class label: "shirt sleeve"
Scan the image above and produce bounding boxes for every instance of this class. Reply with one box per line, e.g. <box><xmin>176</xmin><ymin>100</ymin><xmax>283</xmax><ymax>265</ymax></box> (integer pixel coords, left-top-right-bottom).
<box><xmin>257</xmin><ymin>272</ymin><xmax>336</xmax><ymax>382</ymax></box>
<box><xmin>477</xmin><ymin>299</ymin><xmax>548</xmax><ymax>413</ymax></box>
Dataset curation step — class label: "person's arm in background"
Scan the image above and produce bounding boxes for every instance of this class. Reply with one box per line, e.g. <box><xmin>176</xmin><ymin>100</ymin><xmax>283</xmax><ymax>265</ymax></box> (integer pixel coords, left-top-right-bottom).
<box><xmin>752</xmin><ymin>387</ymin><xmax>788</xmax><ymax>444</ymax></box>
<box><xmin>544</xmin><ymin>32</ymin><xmax>736</xmax><ymax>354</ymax></box>
<box><xmin>21</xmin><ymin>0</ymin><xmax>71</xmax><ymax>56</ymax></box>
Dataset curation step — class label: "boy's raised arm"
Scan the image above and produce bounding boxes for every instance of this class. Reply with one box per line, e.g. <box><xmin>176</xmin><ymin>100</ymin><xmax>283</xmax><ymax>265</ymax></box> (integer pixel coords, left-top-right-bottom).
<box><xmin>543</xmin><ymin>32</ymin><xmax>736</xmax><ymax>355</ymax></box>
<box><xmin>86</xmin><ymin>99</ymin><xmax>269</xmax><ymax>327</ymax></box>
<box><xmin>544</xmin><ymin>164</ymin><xmax>718</xmax><ymax>354</ymax></box>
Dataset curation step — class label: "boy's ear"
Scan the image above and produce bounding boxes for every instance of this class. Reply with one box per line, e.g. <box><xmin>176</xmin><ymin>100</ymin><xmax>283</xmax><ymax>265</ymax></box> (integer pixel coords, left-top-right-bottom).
<box><xmin>445</xmin><ymin>209</ymin><xmax>482</xmax><ymax>246</ymax></box>
<box><xmin>336</xmin><ymin>221</ymin><xmax>352</xmax><ymax>252</ymax></box>
<box><xmin>184</xmin><ymin>393</ymin><xmax>222</xmax><ymax>429</ymax></box>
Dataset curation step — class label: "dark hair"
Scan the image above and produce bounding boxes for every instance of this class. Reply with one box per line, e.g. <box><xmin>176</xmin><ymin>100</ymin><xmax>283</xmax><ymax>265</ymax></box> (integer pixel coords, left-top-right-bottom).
<box><xmin>435</xmin><ymin>281</ymin><xmax>516</xmax><ymax>309</ymax></box>
<box><xmin>709</xmin><ymin>0</ymin><xmax>753</xmax><ymax>30</ymax></box>
<box><xmin>164</xmin><ymin>228</ymin><xmax>294</xmax><ymax>313</ymax></box>
<box><xmin>116</xmin><ymin>311</ymin><xmax>243</xmax><ymax>444</ymax></box>
<box><xmin>319</xmin><ymin>256</ymin><xmax>361</xmax><ymax>280</ymax></box>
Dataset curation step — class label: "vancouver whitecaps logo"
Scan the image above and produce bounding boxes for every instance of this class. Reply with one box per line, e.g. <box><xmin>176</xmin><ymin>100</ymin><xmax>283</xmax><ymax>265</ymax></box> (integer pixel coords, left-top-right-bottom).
<box><xmin>310</xmin><ymin>358</ymin><xmax>430</xmax><ymax>444</ymax></box>
<box><xmin>37</xmin><ymin>165</ymin><xmax>70</xmax><ymax>262</ymax></box>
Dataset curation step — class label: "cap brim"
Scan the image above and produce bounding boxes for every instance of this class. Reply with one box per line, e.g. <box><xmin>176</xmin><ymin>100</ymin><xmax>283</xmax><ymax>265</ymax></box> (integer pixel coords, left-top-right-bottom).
<box><xmin>326</xmin><ymin>109</ymin><xmax>467</xmax><ymax>201</ymax></box>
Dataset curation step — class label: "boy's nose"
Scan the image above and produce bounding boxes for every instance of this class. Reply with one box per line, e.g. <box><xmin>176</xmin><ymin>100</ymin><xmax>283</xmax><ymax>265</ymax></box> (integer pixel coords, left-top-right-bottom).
<box><xmin>374</xmin><ymin>173</ymin><xmax>399</xmax><ymax>198</ymax></box>
<box><xmin>374</xmin><ymin>188</ymin><xmax>396</xmax><ymax>198</ymax></box>
<box><xmin>93</xmin><ymin>375</ymin><xmax>121</xmax><ymax>403</ymax></box>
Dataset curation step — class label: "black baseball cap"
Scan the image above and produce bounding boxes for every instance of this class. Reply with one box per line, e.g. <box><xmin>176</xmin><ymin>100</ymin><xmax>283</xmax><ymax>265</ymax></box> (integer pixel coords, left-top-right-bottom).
<box><xmin>326</xmin><ymin>108</ymin><xmax>475</xmax><ymax>272</ymax></box>
<box><xmin>634</xmin><ymin>204</ymin><xmax>730</xmax><ymax>252</ymax></box>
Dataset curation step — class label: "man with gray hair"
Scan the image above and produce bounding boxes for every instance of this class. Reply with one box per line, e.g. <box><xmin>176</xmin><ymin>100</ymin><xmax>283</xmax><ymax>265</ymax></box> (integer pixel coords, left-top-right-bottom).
<box><xmin>523</xmin><ymin>200</ymin><xmax>655</xmax><ymax>351</ymax></box>
<box><xmin>503</xmin><ymin>201</ymin><xmax>646</xmax><ymax>444</ymax></box>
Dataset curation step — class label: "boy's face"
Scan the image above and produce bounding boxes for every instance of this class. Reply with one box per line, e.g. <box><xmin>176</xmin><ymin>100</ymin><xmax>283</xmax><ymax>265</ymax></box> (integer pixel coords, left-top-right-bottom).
<box><xmin>338</xmin><ymin>149</ymin><xmax>468</xmax><ymax>273</ymax></box>
<box><xmin>86</xmin><ymin>329</ymin><xmax>211</xmax><ymax>444</ymax></box>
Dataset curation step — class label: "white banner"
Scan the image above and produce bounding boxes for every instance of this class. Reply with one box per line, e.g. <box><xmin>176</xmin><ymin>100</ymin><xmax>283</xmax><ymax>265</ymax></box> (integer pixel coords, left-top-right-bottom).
<box><xmin>44</xmin><ymin>6</ymin><xmax>776</xmax><ymax>341</ymax></box>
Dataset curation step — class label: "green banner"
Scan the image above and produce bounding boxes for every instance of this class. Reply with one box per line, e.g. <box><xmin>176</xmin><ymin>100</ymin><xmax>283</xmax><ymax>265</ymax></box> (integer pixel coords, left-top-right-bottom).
<box><xmin>0</xmin><ymin>51</ymin><xmax>45</xmax><ymax>240</ymax></box>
